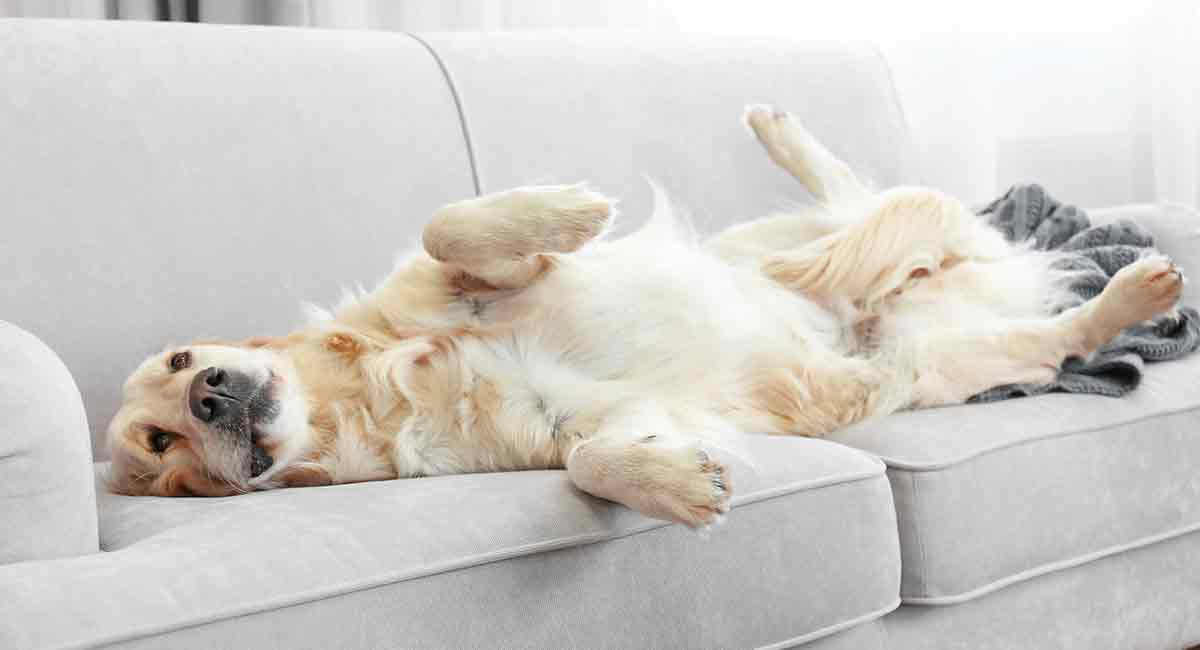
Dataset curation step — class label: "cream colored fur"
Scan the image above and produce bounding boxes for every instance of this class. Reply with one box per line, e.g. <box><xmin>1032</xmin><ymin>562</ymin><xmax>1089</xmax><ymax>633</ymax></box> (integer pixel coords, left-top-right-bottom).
<box><xmin>108</xmin><ymin>106</ymin><xmax>1184</xmax><ymax>530</ymax></box>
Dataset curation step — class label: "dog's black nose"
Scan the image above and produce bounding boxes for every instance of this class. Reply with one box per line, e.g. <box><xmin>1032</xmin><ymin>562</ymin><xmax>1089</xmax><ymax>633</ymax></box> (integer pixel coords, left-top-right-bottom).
<box><xmin>189</xmin><ymin>367</ymin><xmax>238</xmax><ymax>423</ymax></box>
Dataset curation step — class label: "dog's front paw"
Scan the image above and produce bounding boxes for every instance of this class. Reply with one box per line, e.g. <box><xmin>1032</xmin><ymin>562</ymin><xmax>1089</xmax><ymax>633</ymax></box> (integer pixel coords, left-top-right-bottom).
<box><xmin>644</xmin><ymin>443</ymin><xmax>732</xmax><ymax>529</ymax></box>
<box><xmin>567</xmin><ymin>437</ymin><xmax>732</xmax><ymax>530</ymax></box>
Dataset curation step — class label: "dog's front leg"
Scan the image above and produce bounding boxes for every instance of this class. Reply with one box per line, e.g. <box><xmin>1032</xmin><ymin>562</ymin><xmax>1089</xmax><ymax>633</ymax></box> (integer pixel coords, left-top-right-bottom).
<box><xmin>567</xmin><ymin>432</ymin><xmax>731</xmax><ymax>529</ymax></box>
<box><xmin>423</xmin><ymin>185</ymin><xmax>613</xmax><ymax>289</ymax></box>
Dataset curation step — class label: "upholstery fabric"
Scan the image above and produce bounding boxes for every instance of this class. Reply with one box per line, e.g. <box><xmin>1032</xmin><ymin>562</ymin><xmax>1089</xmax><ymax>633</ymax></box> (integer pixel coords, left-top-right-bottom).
<box><xmin>0</xmin><ymin>19</ymin><xmax>477</xmax><ymax>457</ymax></box>
<box><xmin>0</xmin><ymin>321</ymin><xmax>99</xmax><ymax>565</ymax></box>
<box><xmin>804</xmin><ymin>532</ymin><xmax>1200</xmax><ymax>649</ymax></box>
<box><xmin>0</xmin><ymin>436</ymin><xmax>899</xmax><ymax>649</ymax></box>
<box><xmin>417</xmin><ymin>32</ymin><xmax>913</xmax><ymax>235</ymax></box>
<box><xmin>881</xmin><ymin>529</ymin><xmax>1200</xmax><ymax>650</ymax></box>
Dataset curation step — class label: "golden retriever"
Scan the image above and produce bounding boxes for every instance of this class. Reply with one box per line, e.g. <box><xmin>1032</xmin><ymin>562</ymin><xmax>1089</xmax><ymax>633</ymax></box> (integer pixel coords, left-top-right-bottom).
<box><xmin>107</xmin><ymin>106</ymin><xmax>1184</xmax><ymax>528</ymax></box>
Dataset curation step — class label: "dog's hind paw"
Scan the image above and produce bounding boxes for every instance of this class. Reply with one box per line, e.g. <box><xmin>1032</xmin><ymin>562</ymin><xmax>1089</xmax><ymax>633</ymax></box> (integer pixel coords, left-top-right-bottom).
<box><xmin>1102</xmin><ymin>254</ymin><xmax>1184</xmax><ymax>327</ymax></box>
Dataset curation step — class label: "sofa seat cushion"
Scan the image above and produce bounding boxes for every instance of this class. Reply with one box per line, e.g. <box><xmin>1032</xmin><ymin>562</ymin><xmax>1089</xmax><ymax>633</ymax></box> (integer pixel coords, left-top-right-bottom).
<box><xmin>0</xmin><ymin>436</ymin><xmax>899</xmax><ymax>649</ymax></box>
<box><xmin>832</xmin><ymin>354</ymin><xmax>1200</xmax><ymax>604</ymax></box>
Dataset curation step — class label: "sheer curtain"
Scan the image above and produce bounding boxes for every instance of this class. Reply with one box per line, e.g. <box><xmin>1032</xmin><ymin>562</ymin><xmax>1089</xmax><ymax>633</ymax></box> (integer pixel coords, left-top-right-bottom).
<box><xmin>664</xmin><ymin>0</ymin><xmax>1200</xmax><ymax>209</ymax></box>
<box><xmin>0</xmin><ymin>0</ymin><xmax>676</xmax><ymax>28</ymax></box>
<box><xmin>3</xmin><ymin>0</ymin><xmax>1196</xmax><ymax>210</ymax></box>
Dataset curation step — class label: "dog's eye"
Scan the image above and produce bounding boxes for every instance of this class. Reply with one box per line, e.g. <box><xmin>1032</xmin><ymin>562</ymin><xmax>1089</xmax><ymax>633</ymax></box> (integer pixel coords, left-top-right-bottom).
<box><xmin>149</xmin><ymin>431</ymin><xmax>174</xmax><ymax>454</ymax></box>
<box><xmin>169</xmin><ymin>351</ymin><xmax>191</xmax><ymax>372</ymax></box>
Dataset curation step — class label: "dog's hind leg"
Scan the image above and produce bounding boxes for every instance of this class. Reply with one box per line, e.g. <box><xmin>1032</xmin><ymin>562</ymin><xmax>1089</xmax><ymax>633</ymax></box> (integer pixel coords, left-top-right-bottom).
<box><xmin>703</xmin><ymin>205</ymin><xmax>843</xmax><ymax>266</ymax></box>
<box><xmin>423</xmin><ymin>184</ymin><xmax>614</xmax><ymax>289</ymax></box>
<box><xmin>706</xmin><ymin>108</ymin><xmax>865</xmax><ymax>264</ymax></box>
<box><xmin>741</xmin><ymin>106</ymin><xmax>1008</xmax><ymax>305</ymax></box>
<box><xmin>762</xmin><ymin>187</ymin><xmax>1011</xmax><ymax>310</ymax></box>
<box><xmin>730</xmin><ymin>354</ymin><xmax>901</xmax><ymax>437</ymax></box>
<box><xmin>908</xmin><ymin>255</ymin><xmax>1185</xmax><ymax>406</ymax></box>
<box><xmin>743</xmin><ymin>105</ymin><xmax>871</xmax><ymax>205</ymax></box>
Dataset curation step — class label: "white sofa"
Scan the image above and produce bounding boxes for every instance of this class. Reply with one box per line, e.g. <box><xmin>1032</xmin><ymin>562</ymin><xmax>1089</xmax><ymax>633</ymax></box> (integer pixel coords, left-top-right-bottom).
<box><xmin>1</xmin><ymin>19</ymin><xmax>1198</xmax><ymax>649</ymax></box>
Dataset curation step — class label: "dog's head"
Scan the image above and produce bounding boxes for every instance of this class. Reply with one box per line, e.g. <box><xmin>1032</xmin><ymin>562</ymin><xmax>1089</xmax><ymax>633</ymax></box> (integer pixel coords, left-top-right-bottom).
<box><xmin>107</xmin><ymin>341</ymin><xmax>314</xmax><ymax>496</ymax></box>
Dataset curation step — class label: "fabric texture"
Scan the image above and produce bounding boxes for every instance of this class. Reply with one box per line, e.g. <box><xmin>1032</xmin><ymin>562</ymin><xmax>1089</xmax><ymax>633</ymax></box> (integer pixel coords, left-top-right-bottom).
<box><xmin>0</xmin><ymin>436</ymin><xmax>900</xmax><ymax>649</ymax></box>
<box><xmin>881</xmin><ymin>529</ymin><xmax>1200</xmax><ymax>650</ymax></box>
<box><xmin>836</xmin><ymin>531</ymin><xmax>1200</xmax><ymax>650</ymax></box>
<box><xmin>971</xmin><ymin>184</ymin><xmax>1200</xmax><ymax>401</ymax></box>
<box><xmin>0</xmin><ymin>320</ymin><xmax>99</xmax><ymax>565</ymax></box>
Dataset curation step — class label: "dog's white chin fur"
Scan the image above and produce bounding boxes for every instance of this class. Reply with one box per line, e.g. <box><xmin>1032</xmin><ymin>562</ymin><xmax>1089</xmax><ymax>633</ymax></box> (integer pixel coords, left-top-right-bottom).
<box><xmin>245</xmin><ymin>352</ymin><xmax>313</xmax><ymax>488</ymax></box>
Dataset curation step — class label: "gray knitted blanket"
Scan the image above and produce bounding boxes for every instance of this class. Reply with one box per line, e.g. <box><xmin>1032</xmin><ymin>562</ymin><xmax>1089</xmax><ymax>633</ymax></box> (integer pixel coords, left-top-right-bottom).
<box><xmin>969</xmin><ymin>184</ymin><xmax>1200</xmax><ymax>402</ymax></box>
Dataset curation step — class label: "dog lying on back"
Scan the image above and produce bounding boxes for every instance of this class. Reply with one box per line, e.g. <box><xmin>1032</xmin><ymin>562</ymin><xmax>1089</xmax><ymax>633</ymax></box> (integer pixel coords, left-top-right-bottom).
<box><xmin>107</xmin><ymin>107</ymin><xmax>1183</xmax><ymax>527</ymax></box>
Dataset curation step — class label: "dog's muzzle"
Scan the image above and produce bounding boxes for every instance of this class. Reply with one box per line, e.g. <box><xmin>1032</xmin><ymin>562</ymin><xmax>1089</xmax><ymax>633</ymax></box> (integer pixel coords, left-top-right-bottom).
<box><xmin>188</xmin><ymin>367</ymin><xmax>244</xmax><ymax>423</ymax></box>
<box><xmin>188</xmin><ymin>366</ymin><xmax>275</xmax><ymax>478</ymax></box>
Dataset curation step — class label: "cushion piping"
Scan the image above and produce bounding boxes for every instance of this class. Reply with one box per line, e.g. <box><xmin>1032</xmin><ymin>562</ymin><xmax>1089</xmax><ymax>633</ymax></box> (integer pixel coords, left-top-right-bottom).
<box><xmin>79</xmin><ymin>466</ymin><xmax>888</xmax><ymax>648</ymax></box>
<box><xmin>908</xmin><ymin>472</ymin><xmax>929</xmax><ymax>597</ymax></box>
<box><xmin>756</xmin><ymin>597</ymin><xmax>900</xmax><ymax>650</ymax></box>
<box><xmin>404</xmin><ymin>32</ymin><xmax>483</xmax><ymax>196</ymax></box>
<box><xmin>900</xmin><ymin>519</ymin><xmax>1200</xmax><ymax>605</ymax></box>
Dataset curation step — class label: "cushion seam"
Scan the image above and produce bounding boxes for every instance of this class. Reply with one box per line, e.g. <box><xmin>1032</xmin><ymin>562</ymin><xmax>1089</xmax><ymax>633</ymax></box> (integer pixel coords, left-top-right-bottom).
<box><xmin>82</xmin><ymin>470</ymin><xmax>888</xmax><ymax>648</ymax></box>
<box><xmin>909</xmin><ymin>472</ymin><xmax>929</xmax><ymax>597</ymax></box>
<box><xmin>900</xmin><ymin>517</ymin><xmax>1200</xmax><ymax>605</ymax></box>
<box><xmin>876</xmin><ymin>401</ymin><xmax>1200</xmax><ymax>471</ymax></box>
<box><xmin>865</xmin><ymin>42</ymin><xmax>915</xmax><ymax>184</ymax></box>
<box><xmin>403</xmin><ymin>32</ymin><xmax>482</xmax><ymax>196</ymax></box>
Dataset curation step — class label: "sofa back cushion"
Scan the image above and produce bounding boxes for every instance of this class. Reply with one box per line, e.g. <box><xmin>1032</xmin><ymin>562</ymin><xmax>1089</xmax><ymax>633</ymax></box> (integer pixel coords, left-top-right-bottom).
<box><xmin>421</xmin><ymin>32</ymin><xmax>913</xmax><ymax>231</ymax></box>
<box><xmin>0</xmin><ymin>20</ymin><xmax>476</xmax><ymax>456</ymax></box>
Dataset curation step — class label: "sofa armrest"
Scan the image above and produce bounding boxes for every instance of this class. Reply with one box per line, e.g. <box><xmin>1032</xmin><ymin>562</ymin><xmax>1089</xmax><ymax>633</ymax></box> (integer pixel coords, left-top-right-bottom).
<box><xmin>0</xmin><ymin>320</ymin><xmax>98</xmax><ymax>564</ymax></box>
<box><xmin>1089</xmin><ymin>202</ymin><xmax>1200</xmax><ymax>305</ymax></box>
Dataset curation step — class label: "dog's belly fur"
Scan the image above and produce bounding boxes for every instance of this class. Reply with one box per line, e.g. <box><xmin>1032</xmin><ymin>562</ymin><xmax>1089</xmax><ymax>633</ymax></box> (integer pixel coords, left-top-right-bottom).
<box><xmin>293</xmin><ymin>185</ymin><xmax>1090</xmax><ymax>490</ymax></box>
<box><xmin>375</xmin><ymin>223</ymin><xmax>848</xmax><ymax>479</ymax></box>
